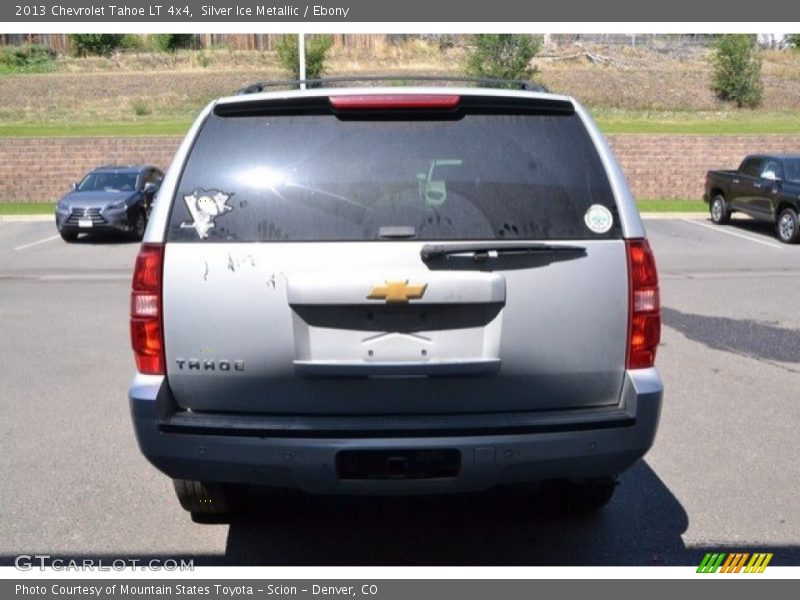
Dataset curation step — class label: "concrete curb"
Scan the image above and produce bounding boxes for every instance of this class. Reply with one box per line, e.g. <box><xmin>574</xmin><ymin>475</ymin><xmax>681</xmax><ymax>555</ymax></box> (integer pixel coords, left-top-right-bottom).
<box><xmin>640</xmin><ymin>212</ymin><xmax>707</xmax><ymax>219</ymax></box>
<box><xmin>0</xmin><ymin>214</ymin><xmax>53</xmax><ymax>222</ymax></box>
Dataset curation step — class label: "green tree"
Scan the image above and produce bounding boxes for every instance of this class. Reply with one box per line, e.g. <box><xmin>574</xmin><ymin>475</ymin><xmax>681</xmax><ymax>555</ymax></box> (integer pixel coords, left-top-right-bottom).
<box><xmin>276</xmin><ymin>34</ymin><xmax>333</xmax><ymax>83</ymax></box>
<box><xmin>68</xmin><ymin>34</ymin><xmax>124</xmax><ymax>57</ymax></box>
<box><xmin>152</xmin><ymin>34</ymin><xmax>195</xmax><ymax>53</ymax></box>
<box><xmin>711</xmin><ymin>34</ymin><xmax>763</xmax><ymax>108</ymax></box>
<box><xmin>787</xmin><ymin>34</ymin><xmax>800</xmax><ymax>49</ymax></box>
<box><xmin>465</xmin><ymin>34</ymin><xmax>541</xmax><ymax>83</ymax></box>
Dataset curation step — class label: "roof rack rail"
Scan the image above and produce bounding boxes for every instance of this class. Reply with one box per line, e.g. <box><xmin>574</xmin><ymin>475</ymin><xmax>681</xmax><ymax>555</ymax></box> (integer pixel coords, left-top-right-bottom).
<box><xmin>96</xmin><ymin>163</ymin><xmax>140</xmax><ymax>169</ymax></box>
<box><xmin>235</xmin><ymin>75</ymin><xmax>549</xmax><ymax>95</ymax></box>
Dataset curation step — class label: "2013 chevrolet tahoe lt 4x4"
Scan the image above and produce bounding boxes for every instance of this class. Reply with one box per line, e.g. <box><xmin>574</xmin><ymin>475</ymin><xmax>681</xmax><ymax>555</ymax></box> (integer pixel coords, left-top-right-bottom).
<box><xmin>128</xmin><ymin>80</ymin><xmax>663</xmax><ymax>517</ymax></box>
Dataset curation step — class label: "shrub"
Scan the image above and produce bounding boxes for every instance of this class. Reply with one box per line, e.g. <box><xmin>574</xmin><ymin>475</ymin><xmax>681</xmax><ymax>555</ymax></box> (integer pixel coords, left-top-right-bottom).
<box><xmin>131</xmin><ymin>98</ymin><xmax>151</xmax><ymax>116</ymax></box>
<box><xmin>787</xmin><ymin>34</ymin><xmax>800</xmax><ymax>49</ymax></box>
<box><xmin>465</xmin><ymin>34</ymin><xmax>541</xmax><ymax>83</ymax></box>
<box><xmin>119</xmin><ymin>34</ymin><xmax>146</xmax><ymax>51</ymax></box>
<box><xmin>711</xmin><ymin>35</ymin><xmax>763</xmax><ymax>108</ymax></box>
<box><xmin>68</xmin><ymin>34</ymin><xmax>124</xmax><ymax>57</ymax></box>
<box><xmin>152</xmin><ymin>34</ymin><xmax>195</xmax><ymax>53</ymax></box>
<box><xmin>0</xmin><ymin>44</ymin><xmax>56</xmax><ymax>73</ymax></box>
<box><xmin>436</xmin><ymin>34</ymin><xmax>457</xmax><ymax>50</ymax></box>
<box><xmin>195</xmin><ymin>52</ymin><xmax>212</xmax><ymax>68</ymax></box>
<box><xmin>276</xmin><ymin>34</ymin><xmax>333</xmax><ymax>83</ymax></box>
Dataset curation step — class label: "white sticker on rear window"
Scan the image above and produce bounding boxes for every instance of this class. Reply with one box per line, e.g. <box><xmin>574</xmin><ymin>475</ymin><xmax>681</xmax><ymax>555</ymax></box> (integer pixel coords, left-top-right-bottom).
<box><xmin>584</xmin><ymin>204</ymin><xmax>613</xmax><ymax>234</ymax></box>
<box><xmin>180</xmin><ymin>189</ymin><xmax>233</xmax><ymax>239</ymax></box>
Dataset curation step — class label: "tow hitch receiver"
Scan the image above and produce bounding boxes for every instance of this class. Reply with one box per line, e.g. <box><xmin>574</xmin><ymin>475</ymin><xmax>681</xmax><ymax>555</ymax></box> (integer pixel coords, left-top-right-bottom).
<box><xmin>336</xmin><ymin>449</ymin><xmax>461</xmax><ymax>480</ymax></box>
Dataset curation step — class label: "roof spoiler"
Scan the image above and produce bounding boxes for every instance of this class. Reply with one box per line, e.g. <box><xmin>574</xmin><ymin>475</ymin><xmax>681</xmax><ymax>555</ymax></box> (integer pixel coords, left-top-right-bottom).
<box><xmin>235</xmin><ymin>75</ymin><xmax>549</xmax><ymax>95</ymax></box>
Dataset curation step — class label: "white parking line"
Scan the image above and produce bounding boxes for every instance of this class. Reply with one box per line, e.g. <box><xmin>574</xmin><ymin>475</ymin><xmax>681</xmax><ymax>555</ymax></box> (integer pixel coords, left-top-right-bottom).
<box><xmin>13</xmin><ymin>235</ymin><xmax>61</xmax><ymax>251</ymax></box>
<box><xmin>39</xmin><ymin>274</ymin><xmax>130</xmax><ymax>281</ymax></box>
<box><xmin>681</xmin><ymin>218</ymin><xmax>783</xmax><ymax>250</ymax></box>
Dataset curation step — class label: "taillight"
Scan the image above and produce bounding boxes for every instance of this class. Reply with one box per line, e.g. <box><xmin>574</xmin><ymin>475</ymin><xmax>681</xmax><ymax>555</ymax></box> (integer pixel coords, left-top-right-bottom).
<box><xmin>329</xmin><ymin>94</ymin><xmax>460</xmax><ymax>110</ymax></box>
<box><xmin>626</xmin><ymin>239</ymin><xmax>660</xmax><ymax>369</ymax></box>
<box><xmin>130</xmin><ymin>243</ymin><xmax>165</xmax><ymax>375</ymax></box>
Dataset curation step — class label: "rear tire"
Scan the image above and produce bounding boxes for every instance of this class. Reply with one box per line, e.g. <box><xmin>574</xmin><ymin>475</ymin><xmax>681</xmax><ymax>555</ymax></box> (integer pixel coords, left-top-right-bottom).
<box><xmin>776</xmin><ymin>208</ymin><xmax>800</xmax><ymax>244</ymax></box>
<box><xmin>173</xmin><ymin>479</ymin><xmax>235</xmax><ymax>516</ymax></box>
<box><xmin>710</xmin><ymin>194</ymin><xmax>731</xmax><ymax>225</ymax></box>
<box><xmin>561</xmin><ymin>475</ymin><xmax>618</xmax><ymax>513</ymax></box>
<box><xmin>59</xmin><ymin>229</ymin><xmax>78</xmax><ymax>242</ymax></box>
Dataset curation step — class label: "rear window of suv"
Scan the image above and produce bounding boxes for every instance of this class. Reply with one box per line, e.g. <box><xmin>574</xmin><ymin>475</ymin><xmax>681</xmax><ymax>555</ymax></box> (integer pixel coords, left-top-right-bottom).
<box><xmin>168</xmin><ymin>100</ymin><xmax>619</xmax><ymax>242</ymax></box>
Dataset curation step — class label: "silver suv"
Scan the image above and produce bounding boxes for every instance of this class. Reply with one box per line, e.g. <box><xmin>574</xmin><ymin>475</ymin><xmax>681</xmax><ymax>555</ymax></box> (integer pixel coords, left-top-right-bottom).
<box><xmin>128</xmin><ymin>80</ymin><xmax>663</xmax><ymax>517</ymax></box>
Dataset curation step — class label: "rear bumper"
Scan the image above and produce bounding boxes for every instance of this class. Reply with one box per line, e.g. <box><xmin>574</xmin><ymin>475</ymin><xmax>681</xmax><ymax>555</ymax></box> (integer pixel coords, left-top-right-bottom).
<box><xmin>129</xmin><ymin>369</ymin><xmax>663</xmax><ymax>495</ymax></box>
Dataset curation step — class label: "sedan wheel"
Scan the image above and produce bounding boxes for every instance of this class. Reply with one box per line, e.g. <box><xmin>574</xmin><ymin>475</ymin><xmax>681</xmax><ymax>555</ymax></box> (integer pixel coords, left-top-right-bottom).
<box><xmin>131</xmin><ymin>211</ymin><xmax>147</xmax><ymax>241</ymax></box>
<box><xmin>59</xmin><ymin>229</ymin><xmax>78</xmax><ymax>243</ymax></box>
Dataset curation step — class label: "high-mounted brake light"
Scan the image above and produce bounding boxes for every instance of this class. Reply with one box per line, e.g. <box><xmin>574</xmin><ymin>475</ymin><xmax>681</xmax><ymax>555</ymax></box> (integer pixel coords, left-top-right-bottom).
<box><xmin>626</xmin><ymin>239</ymin><xmax>660</xmax><ymax>369</ymax></box>
<box><xmin>329</xmin><ymin>94</ymin><xmax>460</xmax><ymax>110</ymax></box>
<box><xmin>130</xmin><ymin>243</ymin><xmax>165</xmax><ymax>375</ymax></box>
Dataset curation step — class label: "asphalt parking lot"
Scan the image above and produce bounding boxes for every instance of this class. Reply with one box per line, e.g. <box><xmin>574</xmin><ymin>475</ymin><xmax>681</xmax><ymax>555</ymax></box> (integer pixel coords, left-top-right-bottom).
<box><xmin>0</xmin><ymin>215</ymin><xmax>798</xmax><ymax>566</ymax></box>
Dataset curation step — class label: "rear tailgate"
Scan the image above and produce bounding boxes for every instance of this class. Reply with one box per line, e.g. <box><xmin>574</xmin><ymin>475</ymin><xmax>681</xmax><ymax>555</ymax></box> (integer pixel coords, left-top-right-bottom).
<box><xmin>160</xmin><ymin>92</ymin><xmax>629</xmax><ymax>416</ymax></box>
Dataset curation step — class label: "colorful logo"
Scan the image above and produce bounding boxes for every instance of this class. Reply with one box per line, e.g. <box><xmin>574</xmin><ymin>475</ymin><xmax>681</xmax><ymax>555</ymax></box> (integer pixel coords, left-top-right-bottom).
<box><xmin>697</xmin><ymin>552</ymin><xmax>773</xmax><ymax>573</ymax></box>
<box><xmin>367</xmin><ymin>280</ymin><xmax>427</xmax><ymax>303</ymax></box>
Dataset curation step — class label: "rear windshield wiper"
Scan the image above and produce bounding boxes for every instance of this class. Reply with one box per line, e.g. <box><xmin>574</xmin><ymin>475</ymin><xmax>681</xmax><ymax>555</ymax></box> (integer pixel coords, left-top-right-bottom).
<box><xmin>420</xmin><ymin>242</ymin><xmax>586</xmax><ymax>262</ymax></box>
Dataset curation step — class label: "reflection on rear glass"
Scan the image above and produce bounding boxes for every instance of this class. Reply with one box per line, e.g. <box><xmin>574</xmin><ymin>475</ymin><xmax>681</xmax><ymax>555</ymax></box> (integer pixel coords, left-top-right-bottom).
<box><xmin>170</xmin><ymin>112</ymin><xmax>618</xmax><ymax>242</ymax></box>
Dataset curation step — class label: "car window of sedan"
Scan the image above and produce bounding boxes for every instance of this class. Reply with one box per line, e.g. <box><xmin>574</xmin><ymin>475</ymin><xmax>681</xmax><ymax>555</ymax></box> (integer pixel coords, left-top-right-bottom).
<box><xmin>79</xmin><ymin>172</ymin><xmax>137</xmax><ymax>192</ymax></box>
<box><xmin>115</xmin><ymin>174</ymin><xmax>135</xmax><ymax>191</ymax></box>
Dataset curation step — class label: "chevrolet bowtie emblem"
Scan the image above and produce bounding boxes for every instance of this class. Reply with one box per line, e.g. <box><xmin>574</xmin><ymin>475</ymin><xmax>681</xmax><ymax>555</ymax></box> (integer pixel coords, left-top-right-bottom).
<box><xmin>367</xmin><ymin>280</ymin><xmax>427</xmax><ymax>303</ymax></box>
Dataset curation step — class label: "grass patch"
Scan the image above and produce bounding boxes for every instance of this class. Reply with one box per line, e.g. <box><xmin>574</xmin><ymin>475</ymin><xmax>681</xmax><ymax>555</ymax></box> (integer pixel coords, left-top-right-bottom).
<box><xmin>0</xmin><ymin>121</ymin><xmax>192</xmax><ymax>137</ymax></box>
<box><xmin>0</xmin><ymin>63</ymin><xmax>57</xmax><ymax>75</ymax></box>
<box><xmin>2</xmin><ymin>109</ymin><xmax>800</xmax><ymax>138</ymax></box>
<box><xmin>593</xmin><ymin>108</ymin><xmax>800</xmax><ymax>134</ymax></box>
<box><xmin>0</xmin><ymin>44</ymin><xmax>57</xmax><ymax>75</ymax></box>
<box><xmin>636</xmin><ymin>198</ymin><xmax>706</xmax><ymax>212</ymax></box>
<box><xmin>0</xmin><ymin>203</ymin><xmax>55</xmax><ymax>215</ymax></box>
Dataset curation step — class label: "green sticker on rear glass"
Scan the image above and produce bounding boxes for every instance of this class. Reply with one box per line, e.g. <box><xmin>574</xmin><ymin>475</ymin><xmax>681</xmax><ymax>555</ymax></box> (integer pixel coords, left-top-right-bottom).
<box><xmin>584</xmin><ymin>204</ymin><xmax>613</xmax><ymax>234</ymax></box>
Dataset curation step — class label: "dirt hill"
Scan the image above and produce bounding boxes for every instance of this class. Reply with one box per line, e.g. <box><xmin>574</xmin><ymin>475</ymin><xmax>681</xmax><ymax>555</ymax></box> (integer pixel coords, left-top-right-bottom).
<box><xmin>1</xmin><ymin>40</ymin><xmax>799</xmax><ymax>125</ymax></box>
